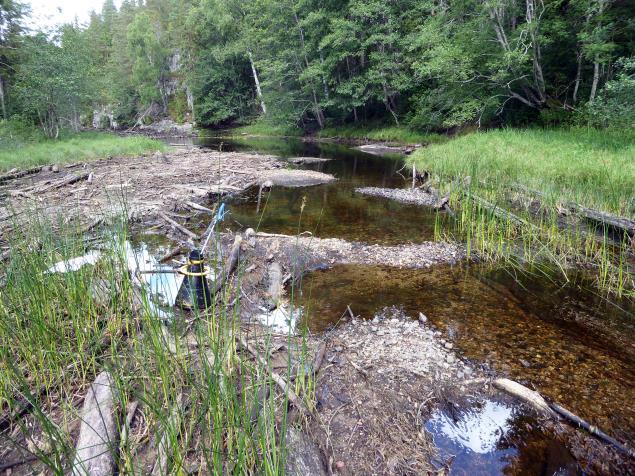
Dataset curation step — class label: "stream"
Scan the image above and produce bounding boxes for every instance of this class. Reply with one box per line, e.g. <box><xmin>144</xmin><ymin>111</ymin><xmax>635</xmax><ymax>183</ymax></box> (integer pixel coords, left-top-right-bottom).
<box><xmin>164</xmin><ymin>136</ymin><xmax>635</xmax><ymax>473</ymax></box>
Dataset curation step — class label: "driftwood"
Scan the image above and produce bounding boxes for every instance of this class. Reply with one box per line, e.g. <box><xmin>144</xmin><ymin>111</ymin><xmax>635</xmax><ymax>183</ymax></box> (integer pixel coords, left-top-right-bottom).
<box><xmin>491</xmin><ymin>378</ymin><xmax>556</xmax><ymax>417</ymax></box>
<box><xmin>39</xmin><ymin>172</ymin><xmax>90</xmax><ymax>193</ymax></box>
<box><xmin>211</xmin><ymin>235</ymin><xmax>242</xmax><ymax>295</ymax></box>
<box><xmin>266</xmin><ymin>262</ymin><xmax>283</xmax><ymax>310</ymax></box>
<box><xmin>151</xmin><ymin>393</ymin><xmax>184</xmax><ymax>476</ymax></box>
<box><xmin>72</xmin><ymin>372</ymin><xmax>118</xmax><ymax>476</ymax></box>
<box><xmin>0</xmin><ymin>165</ymin><xmax>43</xmax><ymax>185</ymax></box>
<box><xmin>185</xmin><ymin>201</ymin><xmax>214</xmax><ymax>214</ymax></box>
<box><xmin>464</xmin><ymin>191</ymin><xmax>532</xmax><ymax>228</ymax></box>
<box><xmin>159</xmin><ymin>246</ymin><xmax>184</xmax><ymax>263</ymax></box>
<box><xmin>514</xmin><ymin>184</ymin><xmax>635</xmax><ymax>237</ymax></box>
<box><xmin>471</xmin><ymin>377</ymin><xmax>635</xmax><ymax>457</ymax></box>
<box><xmin>159</xmin><ymin>212</ymin><xmax>199</xmax><ymax>240</ymax></box>
<box><xmin>565</xmin><ymin>202</ymin><xmax>635</xmax><ymax>237</ymax></box>
<box><xmin>550</xmin><ymin>403</ymin><xmax>635</xmax><ymax>458</ymax></box>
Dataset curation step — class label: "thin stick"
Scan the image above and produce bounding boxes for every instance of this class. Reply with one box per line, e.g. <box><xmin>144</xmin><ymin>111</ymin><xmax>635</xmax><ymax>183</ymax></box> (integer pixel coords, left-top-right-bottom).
<box><xmin>159</xmin><ymin>212</ymin><xmax>199</xmax><ymax>240</ymax></box>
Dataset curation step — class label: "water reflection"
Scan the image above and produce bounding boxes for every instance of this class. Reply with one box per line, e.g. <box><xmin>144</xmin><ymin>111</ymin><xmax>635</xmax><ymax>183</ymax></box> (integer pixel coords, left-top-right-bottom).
<box><xmin>293</xmin><ymin>264</ymin><xmax>635</xmax><ymax>444</ymax></box>
<box><xmin>426</xmin><ymin>396</ymin><xmax>579</xmax><ymax>475</ymax></box>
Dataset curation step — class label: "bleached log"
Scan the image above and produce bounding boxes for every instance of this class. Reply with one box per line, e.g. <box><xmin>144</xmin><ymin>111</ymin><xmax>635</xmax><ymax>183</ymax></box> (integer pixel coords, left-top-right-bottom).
<box><xmin>159</xmin><ymin>212</ymin><xmax>199</xmax><ymax>240</ymax></box>
<box><xmin>72</xmin><ymin>372</ymin><xmax>118</xmax><ymax>476</ymax></box>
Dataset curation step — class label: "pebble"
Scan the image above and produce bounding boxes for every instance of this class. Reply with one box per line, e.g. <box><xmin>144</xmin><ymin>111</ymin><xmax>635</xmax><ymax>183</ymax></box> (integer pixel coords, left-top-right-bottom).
<box><xmin>418</xmin><ymin>312</ymin><xmax>427</xmax><ymax>323</ymax></box>
<box><xmin>51</xmin><ymin>165</ymin><xmax>59</xmax><ymax>173</ymax></box>
<box><xmin>336</xmin><ymin>461</ymin><xmax>345</xmax><ymax>470</ymax></box>
<box><xmin>377</xmin><ymin>330</ymin><xmax>385</xmax><ymax>336</ymax></box>
<box><xmin>444</xmin><ymin>342</ymin><xmax>453</xmax><ymax>350</ymax></box>
<box><xmin>446</xmin><ymin>355</ymin><xmax>455</xmax><ymax>364</ymax></box>
<box><xmin>371</xmin><ymin>326</ymin><xmax>378</xmax><ymax>332</ymax></box>
<box><xmin>334</xmin><ymin>346</ymin><xmax>343</xmax><ymax>352</ymax></box>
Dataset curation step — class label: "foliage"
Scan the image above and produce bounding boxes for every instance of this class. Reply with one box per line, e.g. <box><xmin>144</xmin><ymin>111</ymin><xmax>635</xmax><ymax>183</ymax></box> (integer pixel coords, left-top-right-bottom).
<box><xmin>318</xmin><ymin>124</ymin><xmax>445</xmax><ymax>145</ymax></box>
<box><xmin>583</xmin><ymin>57</ymin><xmax>635</xmax><ymax>128</ymax></box>
<box><xmin>2</xmin><ymin>0</ymin><xmax>635</xmax><ymax>132</ymax></box>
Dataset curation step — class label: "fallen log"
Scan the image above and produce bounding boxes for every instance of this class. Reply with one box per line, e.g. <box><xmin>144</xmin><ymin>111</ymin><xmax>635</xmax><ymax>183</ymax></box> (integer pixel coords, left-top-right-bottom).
<box><xmin>185</xmin><ymin>201</ymin><xmax>214</xmax><ymax>214</ymax></box>
<box><xmin>72</xmin><ymin>372</ymin><xmax>118</xmax><ymax>476</ymax></box>
<box><xmin>470</xmin><ymin>377</ymin><xmax>635</xmax><ymax>457</ymax></box>
<box><xmin>550</xmin><ymin>403</ymin><xmax>635</xmax><ymax>458</ymax></box>
<box><xmin>463</xmin><ymin>191</ymin><xmax>533</xmax><ymax>228</ymax></box>
<box><xmin>0</xmin><ymin>165</ymin><xmax>43</xmax><ymax>185</ymax></box>
<box><xmin>159</xmin><ymin>212</ymin><xmax>199</xmax><ymax>241</ymax></box>
<box><xmin>38</xmin><ymin>172</ymin><xmax>90</xmax><ymax>193</ymax></box>
<box><xmin>513</xmin><ymin>183</ymin><xmax>635</xmax><ymax>237</ymax></box>
<box><xmin>491</xmin><ymin>378</ymin><xmax>556</xmax><ymax>417</ymax></box>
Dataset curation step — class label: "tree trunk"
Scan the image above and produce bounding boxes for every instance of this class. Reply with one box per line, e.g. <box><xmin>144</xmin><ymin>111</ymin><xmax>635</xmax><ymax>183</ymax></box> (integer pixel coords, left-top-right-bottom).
<box><xmin>590</xmin><ymin>58</ymin><xmax>600</xmax><ymax>101</ymax></box>
<box><xmin>526</xmin><ymin>0</ymin><xmax>546</xmax><ymax>103</ymax></box>
<box><xmin>572</xmin><ymin>49</ymin><xmax>583</xmax><ymax>104</ymax></box>
<box><xmin>0</xmin><ymin>76</ymin><xmax>6</xmax><ymax>119</ymax></box>
<box><xmin>248</xmin><ymin>51</ymin><xmax>267</xmax><ymax>114</ymax></box>
<box><xmin>294</xmin><ymin>12</ymin><xmax>325</xmax><ymax>128</ymax></box>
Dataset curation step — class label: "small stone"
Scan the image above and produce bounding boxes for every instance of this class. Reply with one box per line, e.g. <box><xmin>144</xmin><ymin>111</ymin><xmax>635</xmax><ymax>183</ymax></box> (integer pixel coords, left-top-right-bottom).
<box><xmin>446</xmin><ymin>355</ymin><xmax>455</xmax><ymax>364</ymax></box>
<box><xmin>334</xmin><ymin>346</ymin><xmax>343</xmax><ymax>352</ymax></box>
<box><xmin>377</xmin><ymin>330</ymin><xmax>385</xmax><ymax>336</ymax></box>
<box><xmin>335</xmin><ymin>461</ymin><xmax>345</xmax><ymax>470</ymax></box>
<box><xmin>51</xmin><ymin>165</ymin><xmax>59</xmax><ymax>173</ymax></box>
<box><xmin>418</xmin><ymin>312</ymin><xmax>427</xmax><ymax>324</ymax></box>
<box><xmin>519</xmin><ymin>359</ymin><xmax>531</xmax><ymax>368</ymax></box>
<box><xmin>444</xmin><ymin>342</ymin><xmax>453</xmax><ymax>350</ymax></box>
<box><xmin>371</xmin><ymin>326</ymin><xmax>378</xmax><ymax>332</ymax></box>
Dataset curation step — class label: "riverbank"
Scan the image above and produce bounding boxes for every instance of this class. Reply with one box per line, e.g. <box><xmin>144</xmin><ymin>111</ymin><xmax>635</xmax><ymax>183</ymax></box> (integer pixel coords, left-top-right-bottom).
<box><xmin>407</xmin><ymin>127</ymin><xmax>635</xmax><ymax>297</ymax></box>
<box><xmin>215</xmin><ymin>121</ymin><xmax>445</xmax><ymax>146</ymax></box>
<box><xmin>0</xmin><ymin>121</ymin><xmax>165</xmax><ymax>171</ymax></box>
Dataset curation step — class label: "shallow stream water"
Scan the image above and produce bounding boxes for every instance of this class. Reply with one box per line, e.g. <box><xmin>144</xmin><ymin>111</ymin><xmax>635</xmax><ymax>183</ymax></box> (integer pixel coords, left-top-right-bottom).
<box><xmin>165</xmin><ymin>136</ymin><xmax>634</xmax><ymax>473</ymax></box>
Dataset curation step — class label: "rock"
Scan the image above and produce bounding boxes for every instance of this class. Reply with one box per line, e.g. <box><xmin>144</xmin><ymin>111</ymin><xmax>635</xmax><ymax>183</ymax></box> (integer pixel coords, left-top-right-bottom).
<box><xmin>444</xmin><ymin>342</ymin><xmax>453</xmax><ymax>350</ymax></box>
<box><xmin>334</xmin><ymin>346</ymin><xmax>343</xmax><ymax>352</ymax></box>
<box><xmin>418</xmin><ymin>312</ymin><xmax>427</xmax><ymax>324</ymax></box>
<box><xmin>377</xmin><ymin>330</ymin><xmax>385</xmax><ymax>336</ymax></box>
<box><xmin>520</xmin><ymin>359</ymin><xmax>531</xmax><ymax>368</ymax></box>
<box><xmin>52</xmin><ymin>165</ymin><xmax>59</xmax><ymax>173</ymax></box>
<box><xmin>446</xmin><ymin>354</ymin><xmax>455</xmax><ymax>364</ymax></box>
<box><xmin>335</xmin><ymin>460</ymin><xmax>345</xmax><ymax>470</ymax></box>
<box><xmin>285</xmin><ymin>427</ymin><xmax>328</xmax><ymax>476</ymax></box>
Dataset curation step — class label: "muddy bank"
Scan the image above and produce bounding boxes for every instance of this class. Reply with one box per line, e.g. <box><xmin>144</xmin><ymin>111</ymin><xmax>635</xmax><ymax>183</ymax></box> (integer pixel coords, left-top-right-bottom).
<box><xmin>356</xmin><ymin>186</ymin><xmax>438</xmax><ymax>207</ymax></box>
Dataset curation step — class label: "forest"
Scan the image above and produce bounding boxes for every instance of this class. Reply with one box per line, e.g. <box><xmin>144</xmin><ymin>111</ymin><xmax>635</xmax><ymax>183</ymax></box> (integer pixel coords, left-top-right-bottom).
<box><xmin>0</xmin><ymin>0</ymin><xmax>633</xmax><ymax>135</ymax></box>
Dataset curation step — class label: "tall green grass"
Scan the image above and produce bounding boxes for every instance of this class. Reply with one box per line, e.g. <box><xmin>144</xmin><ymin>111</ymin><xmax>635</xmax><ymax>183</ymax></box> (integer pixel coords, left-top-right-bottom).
<box><xmin>0</xmin><ymin>210</ymin><xmax>312</xmax><ymax>473</ymax></box>
<box><xmin>417</xmin><ymin>128</ymin><xmax>635</xmax><ymax>297</ymax></box>
<box><xmin>318</xmin><ymin>123</ymin><xmax>445</xmax><ymax>145</ymax></box>
<box><xmin>0</xmin><ymin>120</ymin><xmax>165</xmax><ymax>171</ymax></box>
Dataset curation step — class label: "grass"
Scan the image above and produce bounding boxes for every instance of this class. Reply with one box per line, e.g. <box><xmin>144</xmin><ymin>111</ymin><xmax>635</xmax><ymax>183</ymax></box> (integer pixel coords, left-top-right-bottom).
<box><xmin>318</xmin><ymin>123</ymin><xmax>446</xmax><ymax>145</ymax></box>
<box><xmin>217</xmin><ymin>121</ymin><xmax>303</xmax><ymax>138</ymax></box>
<box><xmin>0</xmin><ymin>120</ymin><xmax>165</xmax><ymax>171</ymax></box>
<box><xmin>0</xmin><ymin>209</ymin><xmax>313</xmax><ymax>473</ymax></box>
<box><xmin>415</xmin><ymin>127</ymin><xmax>635</xmax><ymax>297</ymax></box>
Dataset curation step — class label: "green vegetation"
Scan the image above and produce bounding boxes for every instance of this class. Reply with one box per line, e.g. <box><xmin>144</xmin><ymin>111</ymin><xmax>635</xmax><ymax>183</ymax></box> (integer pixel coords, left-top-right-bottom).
<box><xmin>0</xmin><ymin>121</ymin><xmax>164</xmax><ymax>171</ymax></box>
<box><xmin>218</xmin><ymin>121</ymin><xmax>303</xmax><ymax>138</ymax></box>
<box><xmin>411</xmin><ymin>128</ymin><xmax>635</xmax><ymax>296</ymax></box>
<box><xmin>0</xmin><ymin>215</ymin><xmax>312</xmax><ymax>473</ymax></box>
<box><xmin>318</xmin><ymin>124</ymin><xmax>445</xmax><ymax>145</ymax></box>
<box><xmin>1</xmin><ymin>0</ymin><xmax>633</xmax><ymax>134</ymax></box>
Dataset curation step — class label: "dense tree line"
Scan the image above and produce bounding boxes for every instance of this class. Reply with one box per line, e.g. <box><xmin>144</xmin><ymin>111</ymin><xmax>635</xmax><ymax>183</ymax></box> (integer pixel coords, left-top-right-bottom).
<box><xmin>0</xmin><ymin>0</ymin><xmax>633</xmax><ymax>135</ymax></box>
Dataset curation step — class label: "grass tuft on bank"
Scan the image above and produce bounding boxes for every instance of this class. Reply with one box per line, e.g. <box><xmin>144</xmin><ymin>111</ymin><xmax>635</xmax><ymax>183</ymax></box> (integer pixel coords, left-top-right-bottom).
<box><xmin>411</xmin><ymin>127</ymin><xmax>635</xmax><ymax>216</ymax></box>
<box><xmin>0</xmin><ymin>120</ymin><xmax>165</xmax><ymax>171</ymax></box>
<box><xmin>412</xmin><ymin>127</ymin><xmax>635</xmax><ymax>297</ymax></box>
<box><xmin>318</xmin><ymin>124</ymin><xmax>445</xmax><ymax>145</ymax></box>
<box><xmin>220</xmin><ymin>121</ymin><xmax>303</xmax><ymax>138</ymax></box>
